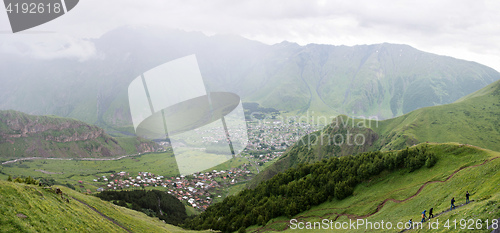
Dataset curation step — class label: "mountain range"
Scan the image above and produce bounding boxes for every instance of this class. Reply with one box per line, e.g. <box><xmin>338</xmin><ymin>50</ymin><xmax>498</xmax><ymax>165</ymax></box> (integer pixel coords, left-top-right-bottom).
<box><xmin>1</xmin><ymin>27</ymin><xmax>500</xmax><ymax>233</ymax></box>
<box><xmin>0</xmin><ymin>27</ymin><xmax>498</xmax><ymax>135</ymax></box>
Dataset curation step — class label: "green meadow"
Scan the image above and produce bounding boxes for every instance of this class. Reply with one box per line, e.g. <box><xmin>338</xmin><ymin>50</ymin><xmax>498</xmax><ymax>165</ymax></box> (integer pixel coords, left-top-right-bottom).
<box><xmin>0</xmin><ymin>181</ymin><xmax>206</xmax><ymax>232</ymax></box>
<box><xmin>0</xmin><ymin>150</ymin><xmax>260</xmax><ymax>202</ymax></box>
<box><xmin>251</xmin><ymin>80</ymin><xmax>500</xmax><ymax>188</ymax></box>
<box><xmin>247</xmin><ymin>143</ymin><xmax>500</xmax><ymax>232</ymax></box>
<box><xmin>0</xmin><ymin>152</ymin><xmax>180</xmax><ymax>193</ymax></box>
<box><xmin>372</xmin><ymin>79</ymin><xmax>500</xmax><ymax>152</ymax></box>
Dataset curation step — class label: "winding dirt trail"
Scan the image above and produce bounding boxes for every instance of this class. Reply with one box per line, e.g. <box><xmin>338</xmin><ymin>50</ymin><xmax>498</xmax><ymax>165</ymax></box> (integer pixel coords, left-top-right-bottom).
<box><xmin>251</xmin><ymin>157</ymin><xmax>499</xmax><ymax>233</ymax></box>
<box><xmin>71</xmin><ymin>196</ymin><xmax>132</xmax><ymax>233</ymax></box>
<box><xmin>398</xmin><ymin>201</ymin><xmax>474</xmax><ymax>233</ymax></box>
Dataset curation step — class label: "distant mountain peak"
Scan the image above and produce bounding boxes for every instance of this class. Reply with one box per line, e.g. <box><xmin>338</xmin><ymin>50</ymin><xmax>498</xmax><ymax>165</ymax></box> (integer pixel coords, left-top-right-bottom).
<box><xmin>1</xmin><ymin>29</ymin><xmax>498</xmax><ymax>128</ymax></box>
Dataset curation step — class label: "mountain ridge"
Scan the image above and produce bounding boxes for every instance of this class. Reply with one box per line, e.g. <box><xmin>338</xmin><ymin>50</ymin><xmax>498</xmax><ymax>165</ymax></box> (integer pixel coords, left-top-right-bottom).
<box><xmin>0</xmin><ymin>110</ymin><xmax>161</xmax><ymax>159</ymax></box>
<box><xmin>249</xmin><ymin>79</ymin><xmax>500</xmax><ymax>188</ymax></box>
<box><xmin>184</xmin><ymin>143</ymin><xmax>500</xmax><ymax>232</ymax></box>
<box><xmin>1</xmin><ymin>27</ymin><xmax>498</xmax><ymax>133</ymax></box>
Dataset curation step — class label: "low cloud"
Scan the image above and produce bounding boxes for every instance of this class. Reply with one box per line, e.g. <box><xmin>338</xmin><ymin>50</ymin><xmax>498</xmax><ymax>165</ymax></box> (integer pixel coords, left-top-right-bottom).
<box><xmin>1</xmin><ymin>0</ymin><xmax>499</xmax><ymax>70</ymax></box>
<box><xmin>0</xmin><ymin>34</ymin><xmax>99</xmax><ymax>62</ymax></box>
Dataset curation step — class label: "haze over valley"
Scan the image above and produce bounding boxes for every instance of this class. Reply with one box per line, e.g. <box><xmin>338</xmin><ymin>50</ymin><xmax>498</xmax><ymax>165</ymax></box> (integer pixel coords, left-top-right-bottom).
<box><xmin>1</xmin><ymin>1</ymin><xmax>500</xmax><ymax>232</ymax></box>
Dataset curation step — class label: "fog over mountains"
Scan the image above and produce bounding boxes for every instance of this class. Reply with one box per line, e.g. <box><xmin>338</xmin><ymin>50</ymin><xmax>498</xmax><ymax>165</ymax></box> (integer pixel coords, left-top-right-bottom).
<box><xmin>1</xmin><ymin>27</ymin><xmax>498</xmax><ymax>131</ymax></box>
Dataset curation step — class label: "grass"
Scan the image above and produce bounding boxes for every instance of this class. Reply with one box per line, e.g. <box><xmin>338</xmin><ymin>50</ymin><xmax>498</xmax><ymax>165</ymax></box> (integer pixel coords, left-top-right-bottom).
<box><xmin>0</xmin><ymin>150</ymin><xmax>263</xmax><ymax>214</ymax></box>
<box><xmin>0</xmin><ymin>150</ymin><xmax>268</xmax><ymax>210</ymax></box>
<box><xmin>185</xmin><ymin>206</ymin><xmax>201</xmax><ymax>216</ymax></box>
<box><xmin>251</xmin><ymin>80</ymin><xmax>500</xmax><ymax>187</ymax></box>
<box><xmin>0</xmin><ymin>181</ymin><xmax>206</xmax><ymax>232</ymax></box>
<box><xmin>248</xmin><ymin>143</ymin><xmax>500</xmax><ymax>232</ymax></box>
<box><xmin>201</xmin><ymin>154</ymin><xmax>262</xmax><ymax>174</ymax></box>
<box><xmin>172</xmin><ymin>148</ymin><xmax>232</xmax><ymax>175</ymax></box>
<box><xmin>372</xmin><ymin>79</ymin><xmax>500</xmax><ymax>152</ymax></box>
<box><xmin>114</xmin><ymin>136</ymin><xmax>156</xmax><ymax>155</ymax></box>
<box><xmin>0</xmin><ymin>152</ymin><xmax>180</xmax><ymax>193</ymax></box>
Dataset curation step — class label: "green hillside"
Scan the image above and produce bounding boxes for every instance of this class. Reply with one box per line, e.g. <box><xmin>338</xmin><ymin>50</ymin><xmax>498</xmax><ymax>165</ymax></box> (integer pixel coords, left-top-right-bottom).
<box><xmin>250</xmin><ymin>79</ymin><xmax>500</xmax><ymax>187</ymax></box>
<box><xmin>373</xmin><ymin>79</ymin><xmax>500</xmax><ymax>152</ymax></box>
<box><xmin>0</xmin><ymin>110</ymin><xmax>161</xmax><ymax>159</ymax></box>
<box><xmin>185</xmin><ymin>143</ymin><xmax>500</xmax><ymax>232</ymax></box>
<box><xmin>246</xmin><ymin>144</ymin><xmax>500</xmax><ymax>233</ymax></box>
<box><xmin>0</xmin><ymin>180</ymin><xmax>203</xmax><ymax>232</ymax></box>
<box><xmin>183</xmin><ymin>80</ymin><xmax>500</xmax><ymax>232</ymax></box>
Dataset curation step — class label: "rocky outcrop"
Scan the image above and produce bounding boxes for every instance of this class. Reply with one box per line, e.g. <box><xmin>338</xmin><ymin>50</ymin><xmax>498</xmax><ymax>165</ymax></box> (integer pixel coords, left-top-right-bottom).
<box><xmin>135</xmin><ymin>141</ymin><xmax>159</xmax><ymax>154</ymax></box>
<box><xmin>0</xmin><ymin>111</ymin><xmax>104</xmax><ymax>142</ymax></box>
<box><xmin>0</xmin><ymin>110</ymin><xmax>161</xmax><ymax>159</ymax></box>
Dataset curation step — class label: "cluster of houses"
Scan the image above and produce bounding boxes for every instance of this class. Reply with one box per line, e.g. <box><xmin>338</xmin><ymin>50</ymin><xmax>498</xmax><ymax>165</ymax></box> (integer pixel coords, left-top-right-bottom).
<box><xmin>165</xmin><ymin>166</ymin><xmax>253</xmax><ymax>210</ymax></box>
<box><xmin>93</xmin><ymin>115</ymin><xmax>321</xmax><ymax>211</ymax></box>
<box><xmin>95</xmin><ymin>165</ymin><xmax>254</xmax><ymax>210</ymax></box>
<box><xmin>254</xmin><ymin>151</ymin><xmax>284</xmax><ymax>165</ymax></box>
<box><xmin>161</xmin><ymin>117</ymin><xmax>319</xmax><ymax>153</ymax></box>
<box><xmin>94</xmin><ymin>171</ymin><xmax>165</xmax><ymax>191</ymax></box>
<box><xmin>246</xmin><ymin>120</ymin><xmax>320</xmax><ymax>151</ymax></box>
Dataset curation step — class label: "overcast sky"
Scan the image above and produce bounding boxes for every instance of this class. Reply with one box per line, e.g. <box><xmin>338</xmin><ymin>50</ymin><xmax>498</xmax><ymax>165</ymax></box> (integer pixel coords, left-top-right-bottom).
<box><xmin>1</xmin><ymin>0</ymin><xmax>499</xmax><ymax>71</ymax></box>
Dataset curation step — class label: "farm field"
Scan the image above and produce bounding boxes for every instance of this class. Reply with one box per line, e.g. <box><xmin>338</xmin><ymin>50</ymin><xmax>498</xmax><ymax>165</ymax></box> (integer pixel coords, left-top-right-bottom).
<box><xmin>0</xmin><ymin>152</ymin><xmax>179</xmax><ymax>193</ymax></box>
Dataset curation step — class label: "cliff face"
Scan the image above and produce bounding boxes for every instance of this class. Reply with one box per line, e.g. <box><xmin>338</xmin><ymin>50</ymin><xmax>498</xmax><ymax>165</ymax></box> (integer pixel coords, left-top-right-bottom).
<box><xmin>135</xmin><ymin>142</ymin><xmax>158</xmax><ymax>154</ymax></box>
<box><xmin>0</xmin><ymin>110</ymin><xmax>160</xmax><ymax>159</ymax></box>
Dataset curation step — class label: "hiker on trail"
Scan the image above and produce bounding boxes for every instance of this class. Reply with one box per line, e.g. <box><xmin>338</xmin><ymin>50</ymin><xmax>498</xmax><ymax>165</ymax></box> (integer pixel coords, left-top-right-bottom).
<box><xmin>429</xmin><ymin>208</ymin><xmax>434</xmax><ymax>219</ymax></box>
<box><xmin>466</xmin><ymin>191</ymin><xmax>470</xmax><ymax>204</ymax></box>
<box><xmin>451</xmin><ymin>197</ymin><xmax>456</xmax><ymax>210</ymax></box>
<box><xmin>408</xmin><ymin>219</ymin><xmax>413</xmax><ymax>229</ymax></box>
<box><xmin>421</xmin><ymin>210</ymin><xmax>427</xmax><ymax>223</ymax></box>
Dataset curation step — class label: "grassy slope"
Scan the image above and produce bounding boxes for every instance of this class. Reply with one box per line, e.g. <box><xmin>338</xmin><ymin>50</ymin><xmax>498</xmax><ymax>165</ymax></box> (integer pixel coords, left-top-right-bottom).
<box><xmin>250</xmin><ymin>80</ymin><xmax>500</xmax><ymax>188</ymax></box>
<box><xmin>0</xmin><ymin>110</ymin><xmax>159</xmax><ymax>159</ymax></box>
<box><xmin>373</xmin><ymin>79</ymin><xmax>500</xmax><ymax>152</ymax></box>
<box><xmin>0</xmin><ymin>181</ymin><xmax>204</xmax><ymax>233</ymax></box>
<box><xmin>247</xmin><ymin>143</ymin><xmax>500</xmax><ymax>232</ymax></box>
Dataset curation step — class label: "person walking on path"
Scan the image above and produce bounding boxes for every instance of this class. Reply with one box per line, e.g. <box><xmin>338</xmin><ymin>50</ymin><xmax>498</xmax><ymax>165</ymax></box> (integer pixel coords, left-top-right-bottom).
<box><xmin>451</xmin><ymin>197</ymin><xmax>456</xmax><ymax>210</ymax></box>
<box><xmin>421</xmin><ymin>210</ymin><xmax>427</xmax><ymax>223</ymax></box>
<box><xmin>408</xmin><ymin>219</ymin><xmax>413</xmax><ymax>229</ymax></box>
<box><xmin>429</xmin><ymin>208</ymin><xmax>434</xmax><ymax>219</ymax></box>
<box><xmin>466</xmin><ymin>191</ymin><xmax>470</xmax><ymax>204</ymax></box>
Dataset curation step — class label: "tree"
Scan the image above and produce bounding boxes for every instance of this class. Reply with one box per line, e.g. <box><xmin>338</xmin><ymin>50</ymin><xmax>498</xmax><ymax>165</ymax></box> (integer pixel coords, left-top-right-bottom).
<box><xmin>183</xmin><ymin>146</ymin><xmax>438</xmax><ymax>232</ymax></box>
<box><xmin>425</xmin><ymin>153</ymin><xmax>437</xmax><ymax>168</ymax></box>
<box><xmin>257</xmin><ymin>215</ymin><xmax>265</xmax><ymax>226</ymax></box>
<box><xmin>13</xmin><ymin>177</ymin><xmax>24</xmax><ymax>183</ymax></box>
<box><xmin>357</xmin><ymin>164</ymin><xmax>370</xmax><ymax>180</ymax></box>
<box><xmin>25</xmin><ymin>176</ymin><xmax>38</xmax><ymax>185</ymax></box>
<box><xmin>7</xmin><ymin>175</ymin><xmax>12</xmax><ymax>182</ymax></box>
<box><xmin>334</xmin><ymin>181</ymin><xmax>353</xmax><ymax>200</ymax></box>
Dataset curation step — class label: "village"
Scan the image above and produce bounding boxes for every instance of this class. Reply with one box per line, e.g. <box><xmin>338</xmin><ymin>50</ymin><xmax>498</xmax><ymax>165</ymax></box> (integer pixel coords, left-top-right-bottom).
<box><xmin>95</xmin><ymin>114</ymin><xmax>321</xmax><ymax>211</ymax></box>
<box><xmin>95</xmin><ymin>162</ymin><xmax>257</xmax><ymax>210</ymax></box>
<box><xmin>94</xmin><ymin>150</ymin><xmax>287</xmax><ymax>210</ymax></box>
<box><xmin>161</xmin><ymin>114</ymin><xmax>323</xmax><ymax>153</ymax></box>
<box><xmin>246</xmin><ymin>117</ymin><xmax>321</xmax><ymax>151</ymax></box>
